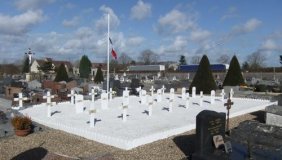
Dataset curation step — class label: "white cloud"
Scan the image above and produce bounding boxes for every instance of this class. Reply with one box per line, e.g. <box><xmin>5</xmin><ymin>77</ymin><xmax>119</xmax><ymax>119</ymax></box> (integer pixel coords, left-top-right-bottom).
<box><xmin>62</xmin><ymin>16</ymin><xmax>79</xmax><ymax>28</ymax></box>
<box><xmin>0</xmin><ymin>10</ymin><xmax>44</xmax><ymax>35</ymax></box>
<box><xmin>15</xmin><ymin>0</ymin><xmax>55</xmax><ymax>10</ymax></box>
<box><xmin>127</xmin><ymin>36</ymin><xmax>145</xmax><ymax>46</ymax></box>
<box><xmin>221</xmin><ymin>6</ymin><xmax>239</xmax><ymax>21</ymax></box>
<box><xmin>190</xmin><ymin>29</ymin><xmax>211</xmax><ymax>42</ymax></box>
<box><xmin>95</xmin><ymin>5</ymin><xmax>120</xmax><ymax>33</ymax></box>
<box><xmin>261</xmin><ymin>39</ymin><xmax>277</xmax><ymax>50</ymax></box>
<box><xmin>231</xmin><ymin>18</ymin><xmax>262</xmax><ymax>35</ymax></box>
<box><xmin>130</xmin><ymin>0</ymin><xmax>151</xmax><ymax>20</ymax></box>
<box><xmin>156</xmin><ymin>9</ymin><xmax>197</xmax><ymax>34</ymax></box>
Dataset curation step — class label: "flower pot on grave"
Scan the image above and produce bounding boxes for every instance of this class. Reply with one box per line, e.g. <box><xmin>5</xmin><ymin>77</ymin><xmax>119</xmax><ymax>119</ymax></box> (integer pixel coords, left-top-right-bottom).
<box><xmin>14</xmin><ymin>128</ymin><xmax>31</xmax><ymax>137</ymax></box>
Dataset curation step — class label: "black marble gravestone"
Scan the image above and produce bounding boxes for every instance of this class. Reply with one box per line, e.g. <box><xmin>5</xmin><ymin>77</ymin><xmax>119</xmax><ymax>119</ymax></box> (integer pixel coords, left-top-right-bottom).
<box><xmin>193</xmin><ymin>110</ymin><xmax>226</xmax><ymax>160</ymax></box>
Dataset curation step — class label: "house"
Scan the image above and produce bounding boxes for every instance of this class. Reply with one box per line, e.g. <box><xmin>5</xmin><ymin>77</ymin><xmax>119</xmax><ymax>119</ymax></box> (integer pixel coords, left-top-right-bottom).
<box><xmin>30</xmin><ymin>58</ymin><xmax>73</xmax><ymax>74</ymax></box>
<box><xmin>73</xmin><ymin>63</ymin><xmax>107</xmax><ymax>78</ymax></box>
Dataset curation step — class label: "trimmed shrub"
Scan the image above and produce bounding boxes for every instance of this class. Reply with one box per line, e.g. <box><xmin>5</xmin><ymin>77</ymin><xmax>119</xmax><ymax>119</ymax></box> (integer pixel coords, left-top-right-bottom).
<box><xmin>223</xmin><ymin>55</ymin><xmax>245</xmax><ymax>86</ymax></box>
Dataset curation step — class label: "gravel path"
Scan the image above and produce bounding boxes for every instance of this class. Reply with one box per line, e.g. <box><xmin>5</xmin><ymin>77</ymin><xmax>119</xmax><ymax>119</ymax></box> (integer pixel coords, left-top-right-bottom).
<box><xmin>0</xmin><ymin>111</ymin><xmax>264</xmax><ymax>160</ymax></box>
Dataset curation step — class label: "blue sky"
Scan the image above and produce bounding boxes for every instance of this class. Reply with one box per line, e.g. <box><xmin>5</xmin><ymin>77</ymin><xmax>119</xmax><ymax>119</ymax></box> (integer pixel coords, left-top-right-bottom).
<box><xmin>0</xmin><ymin>0</ymin><xmax>281</xmax><ymax>66</ymax></box>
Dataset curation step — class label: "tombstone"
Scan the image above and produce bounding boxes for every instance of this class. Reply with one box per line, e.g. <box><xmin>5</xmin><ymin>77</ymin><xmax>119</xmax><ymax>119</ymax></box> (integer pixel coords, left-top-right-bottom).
<box><xmin>182</xmin><ymin>87</ymin><xmax>186</xmax><ymax>100</ymax></box>
<box><xmin>67</xmin><ymin>90</ymin><xmax>76</xmax><ymax>104</ymax></box>
<box><xmin>230</xmin><ymin>88</ymin><xmax>234</xmax><ymax>99</ymax></box>
<box><xmin>136</xmin><ymin>86</ymin><xmax>142</xmax><ymax>97</ymax></box>
<box><xmin>169</xmin><ymin>88</ymin><xmax>175</xmax><ymax>100</ymax></box>
<box><xmin>148</xmin><ymin>96</ymin><xmax>153</xmax><ymax>116</ymax></box>
<box><xmin>122</xmin><ymin>88</ymin><xmax>130</xmax><ymax>106</ymax></box>
<box><xmin>187</xmin><ymin>73</ymin><xmax>190</xmax><ymax>80</ymax></box>
<box><xmin>157</xmin><ymin>89</ymin><xmax>162</xmax><ymax>102</ymax></box>
<box><xmin>43</xmin><ymin>91</ymin><xmax>55</xmax><ymax>117</ymax></box>
<box><xmin>185</xmin><ymin>93</ymin><xmax>190</xmax><ymax>109</ymax></box>
<box><xmin>220</xmin><ymin>89</ymin><xmax>225</xmax><ymax>102</ymax></box>
<box><xmin>101</xmin><ymin>92</ymin><xmax>108</xmax><ymax>110</ymax></box>
<box><xmin>192</xmin><ymin>87</ymin><xmax>196</xmax><ymax>98</ymax></box>
<box><xmin>149</xmin><ymin>86</ymin><xmax>155</xmax><ymax>96</ymax></box>
<box><xmin>169</xmin><ymin>98</ymin><xmax>173</xmax><ymax>112</ymax></box>
<box><xmin>161</xmin><ymin>85</ymin><xmax>166</xmax><ymax>95</ymax></box>
<box><xmin>193</xmin><ymin>110</ymin><xmax>226</xmax><ymax>158</ymax></box>
<box><xmin>210</xmin><ymin>90</ymin><xmax>215</xmax><ymax>104</ymax></box>
<box><xmin>89</xmin><ymin>88</ymin><xmax>97</xmax><ymax>103</ymax></box>
<box><xmin>13</xmin><ymin>92</ymin><xmax>29</xmax><ymax>109</ymax></box>
<box><xmin>199</xmin><ymin>91</ymin><xmax>203</xmax><ymax>107</ymax></box>
<box><xmin>89</xmin><ymin>109</ymin><xmax>96</xmax><ymax>128</ymax></box>
<box><xmin>265</xmin><ymin>105</ymin><xmax>282</xmax><ymax>127</ymax></box>
<box><xmin>122</xmin><ymin>104</ymin><xmax>128</xmax><ymax>122</ymax></box>
<box><xmin>114</xmin><ymin>75</ymin><xmax>119</xmax><ymax>80</ymax></box>
<box><xmin>109</xmin><ymin>88</ymin><xmax>113</xmax><ymax>101</ymax></box>
<box><xmin>75</xmin><ymin>94</ymin><xmax>84</xmax><ymax>113</ymax></box>
<box><xmin>141</xmin><ymin>90</ymin><xmax>147</xmax><ymax>104</ymax></box>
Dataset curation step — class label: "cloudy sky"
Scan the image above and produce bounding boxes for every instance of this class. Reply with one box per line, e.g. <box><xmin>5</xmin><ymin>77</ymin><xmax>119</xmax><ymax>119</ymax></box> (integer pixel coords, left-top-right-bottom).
<box><xmin>0</xmin><ymin>0</ymin><xmax>281</xmax><ymax>66</ymax></box>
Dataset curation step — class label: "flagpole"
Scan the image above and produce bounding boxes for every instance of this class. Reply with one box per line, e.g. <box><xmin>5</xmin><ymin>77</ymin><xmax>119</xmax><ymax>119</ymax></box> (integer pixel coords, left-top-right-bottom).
<box><xmin>107</xmin><ymin>13</ymin><xmax>110</xmax><ymax>96</ymax></box>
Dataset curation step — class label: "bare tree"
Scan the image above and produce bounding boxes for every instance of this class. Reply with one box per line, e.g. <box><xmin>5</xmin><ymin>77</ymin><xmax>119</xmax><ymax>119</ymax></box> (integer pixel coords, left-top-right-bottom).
<box><xmin>138</xmin><ymin>49</ymin><xmax>159</xmax><ymax>65</ymax></box>
<box><xmin>216</xmin><ymin>54</ymin><xmax>230</xmax><ymax>64</ymax></box>
<box><xmin>190</xmin><ymin>55</ymin><xmax>201</xmax><ymax>64</ymax></box>
<box><xmin>247</xmin><ymin>51</ymin><xmax>266</xmax><ymax>70</ymax></box>
<box><xmin>118</xmin><ymin>53</ymin><xmax>132</xmax><ymax>65</ymax></box>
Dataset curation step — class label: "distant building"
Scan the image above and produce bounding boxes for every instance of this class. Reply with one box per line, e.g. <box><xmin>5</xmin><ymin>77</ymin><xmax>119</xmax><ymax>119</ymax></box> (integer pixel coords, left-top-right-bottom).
<box><xmin>128</xmin><ymin>65</ymin><xmax>165</xmax><ymax>72</ymax></box>
<box><xmin>178</xmin><ymin>64</ymin><xmax>229</xmax><ymax>72</ymax></box>
<box><xmin>30</xmin><ymin>58</ymin><xmax>73</xmax><ymax>74</ymax></box>
<box><xmin>73</xmin><ymin>63</ymin><xmax>107</xmax><ymax>78</ymax></box>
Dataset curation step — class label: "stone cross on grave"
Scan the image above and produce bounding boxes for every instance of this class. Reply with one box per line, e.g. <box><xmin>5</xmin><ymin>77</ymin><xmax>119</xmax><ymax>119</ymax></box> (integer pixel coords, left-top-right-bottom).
<box><xmin>109</xmin><ymin>88</ymin><xmax>113</xmax><ymax>101</ymax></box>
<box><xmin>161</xmin><ymin>85</ymin><xmax>166</xmax><ymax>95</ymax></box>
<box><xmin>43</xmin><ymin>91</ymin><xmax>55</xmax><ymax>117</ymax></box>
<box><xmin>89</xmin><ymin>88</ymin><xmax>97</xmax><ymax>103</ymax></box>
<box><xmin>89</xmin><ymin>109</ymin><xmax>96</xmax><ymax>128</ymax></box>
<box><xmin>230</xmin><ymin>88</ymin><xmax>234</xmax><ymax>99</ymax></box>
<box><xmin>220</xmin><ymin>89</ymin><xmax>225</xmax><ymax>102</ymax></box>
<box><xmin>185</xmin><ymin>93</ymin><xmax>190</xmax><ymax>109</ymax></box>
<box><xmin>150</xmin><ymin>86</ymin><xmax>155</xmax><ymax>96</ymax></box>
<box><xmin>13</xmin><ymin>92</ymin><xmax>29</xmax><ymax>109</ymax></box>
<box><xmin>136</xmin><ymin>86</ymin><xmax>142</xmax><ymax>97</ymax></box>
<box><xmin>224</xmin><ymin>93</ymin><xmax>234</xmax><ymax>134</ymax></box>
<box><xmin>157</xmin><ymin>89</ymin><xmax>162</xmax><ymax>102</ymax></box>
<box><xmin>67</xmin><ymin>90</ymin><xmax>76</xmax><ymax>104</ymax></box>
<box><xmin>182</xmin><ymin>87</ymin><xmax>186</xmax><ymax>100</ymax></box>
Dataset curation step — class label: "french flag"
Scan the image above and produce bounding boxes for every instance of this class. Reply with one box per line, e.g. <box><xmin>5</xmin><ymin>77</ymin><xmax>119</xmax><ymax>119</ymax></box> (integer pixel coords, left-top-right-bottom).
<box><xmin>109</xmin><ymin>38</ymin><xmax>117</xmax><ymax>60</ymax></box>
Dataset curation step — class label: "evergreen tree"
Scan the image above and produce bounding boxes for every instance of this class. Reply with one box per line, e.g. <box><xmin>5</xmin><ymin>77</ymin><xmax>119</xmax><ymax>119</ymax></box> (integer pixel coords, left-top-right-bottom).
<box><xmin>22</xmin><ymin>57</ymin><xmax>30</xmax><ymax>73</ymax></box>
<box><xmin>94</xmin><ymin>65</ymin><xmax>104</xmax><ymax>84</ymax></box>
<box><xmin>38</xmin><ymin>61</ymin><xmax>53</xmax><ymax>73</ymax></box>
<box><xmin>79</xmin><ymin>55</ymin><xmax>92</xmax><ymax>79</ymax></box>
<box><xmin>189</xmin><ymin>55</ymin><xmax>217</xmax><ymax>94</ymax></box>
<box><xmin>179</xmin><ymin>55</ymin><xmax>187</xmax><ymax>65</ymax></box>
<box><xmin>223</xmin><ymin>55</ymin><xmax>245</xmax><ymax>86</ymax></box>
<box><xmin>54</xmin><ymin>63</ymin><xmax>69</xmax><ymax>82</ymax></box>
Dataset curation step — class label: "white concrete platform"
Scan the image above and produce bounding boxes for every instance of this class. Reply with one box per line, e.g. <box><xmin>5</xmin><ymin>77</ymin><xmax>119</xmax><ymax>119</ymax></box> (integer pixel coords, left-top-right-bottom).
<box><xmin>20</xmin><ymin>94</ymin><xmax>277</xmax><ymax>150</ymax></box>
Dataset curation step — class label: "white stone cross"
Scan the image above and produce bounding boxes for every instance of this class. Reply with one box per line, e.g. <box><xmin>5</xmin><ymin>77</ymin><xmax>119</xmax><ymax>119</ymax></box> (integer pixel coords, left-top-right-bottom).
<box><xmin>149</xmin><ymin>86</ymin><xmax>155</xmax><ymax>96</ymax></box>
<box><xmin>122</xmin><ymin>103</ymin><xmax>128</xmax><ymax>122</ymax></box>
<box><xmin>101</xmin><ymin>92</ymin><xmax>108</xmax><ymax>110</ymax></box>
<box><xmin>210</xmin><ymin>90</ymin><xmax>215</xmax><ymax>104</ymax></box>
<box><xmin>185</xmin><ymin>93</ymin><xmax>190</xmax><ymax>109</ymax></box>
<box><xmin>136</xmin><ymin>86</ymin><xmax>142</xmax><ymax>97</ymax></box>
<box><xmin>148</xmin><ymin>96</ymin><xmax>153</xmax><ymax>116</ymax></box>
<box><xmin>13</xmin><ymin>92</ymin><xmax>29</xmax><ymax>109</ymax></box>
<box><xmin>157</xmin><ymin>89</ymin><xmax>162</xmax><ymax>102</ymax></box>
<box><xmin>220</xmin><ymin>89</ymin><xmax>225</xmax><ymax>102</ymax></box>
<box><xmin>123</xmin><ymin>88</ymin><xmax>130</xmax><ymax>106</ymax></box>
<box><xmin>89</xmin><ymin>109</ymin><xmax>96</xmax><ymax>128</ymax></box>
<box><xmin>89</xmin><ymin>88</ymin><xmax>97</xmax><ymax>103</ymax></box>
<box><xmin>192</xmin><ymin>87</ymin><xmax>196</xmax><ymax>98</ymax></box>
<box><xmin>67</xmin><ymin>90</ymin><xmax>76</xmax><ymax>104</ymax></box>
<box><xmin>169</xmin><ymin>88</ymin><xmax>175</xmax><ymax>100</ymax></box>
<box><xmin>182</xmin><ymin>87</ymin><xmax>186</xmax><ymax>100</ymax></box>
<box><xmin>161</xmin><ymin>85</ymin><xmax>166</xmax><ymax>95</ymax></box>
<box><xmin>43</xmin><ymin>91</ymin><xmax>55</xmax><ymax>117</ymax></box>
<box><xmin>230</xmin><ymin>88</ymin><xmax>234</xmax><ymax>99</ymax></box>
<box><xmin>75</xmin><ymin>94</ymin><xmax>84</xmax><ymax>113</ymax></box>
<box><xmin>199</xmin><ymin>91</ymin><xmax>203</xmax><ymax>107</ymax></box>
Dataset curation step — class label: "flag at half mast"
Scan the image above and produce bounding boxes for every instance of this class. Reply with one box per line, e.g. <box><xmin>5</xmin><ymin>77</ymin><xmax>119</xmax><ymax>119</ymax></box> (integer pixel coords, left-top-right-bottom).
<box><xmin>109</xmin><ymin>37</ymin><xmax>117</xmax><ymax>59</ymax></box>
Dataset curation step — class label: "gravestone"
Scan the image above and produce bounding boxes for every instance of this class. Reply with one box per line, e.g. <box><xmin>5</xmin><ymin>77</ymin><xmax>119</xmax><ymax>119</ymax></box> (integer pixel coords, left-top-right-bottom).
<box><xmin>182</xmin><ymin>87</ymin><xmax>186</xmax><ymax>100</ymax></box>
<box><xmin>199</xmin><ymin>91</ymin><xmax>203</xmax><ymax>107</ymax></box>
<box><xmin>220</xmin><ymin>89</ymin><xmax>225</xmax><ymax>102</ymax></box>
<box><xmin>185</xmin><ymin>93</ymin><xmax>190</xmax><ymax>109</ymax></box>
<box><xmin>157</xmin><ymin>89</ymin><xmax>162</xmax><ymax>102</ymax></box>
<box><xmin>210</xmin><ymin>90</ymin><xmax>215</xmax><ymax>104</ymax></box>
<box><xmin>75</xmin><ymin>94</ymin><xmax>84</xmax><ymax>113</ymax></box>
<box><xmin>122</xmin><ymin>88</ymin><xmax>130</xmax><ymax>107</ymax></box>
<box><xmin>136</xmin><ymin>87</ymin><xmax>142</xmax><ymax>98</ymax></box>
<box><xmin>161</xmin><ymin>85</ymin><xmax>166</xmax><ymax>95</ymax></box>
<box><xmin>67</xmin><ymin>90</ymin><xmax>75</xmax><ymax>104</ymax></box>
<box><xmin>13</xmin><ymin>92</ymin><xmax>29</xmax><ymax>109</ymax></box>
<box><xmin>101</xmin><ymin>92</ymin><xmax>108</xmax><ymax>110</ymax></box>
<box><xmin>130</xmin><ymin>79</ymin><xmax>141</xmax><ymax>95</ymax></box>
<box><xmin>192</xmin><ymin>87</ymin><xmax>196</xmax><ymax>98</ymax></box>
<box><xmin>43</xmin><ymin>91</ymin><xmax>55</xmax><ymax>117</ymax></box>
<box><xmin>150</xmin><ymin>86</ymin><xmax>155</xmax><ymax>96</ymax></box>
<box><xmin>230</xmin><ymin>88</ymin><xmax>234</xmax><ymax>99</ymax></box>
<box><xmin>89</xmin><ymin>109</ymin><xmax>96</xmax><ymax>128</ymax></box>
<box><xmin>109</xmin><ymin>88</ymin><xmax>113</xmax><ymax>101</ymax></box>
<box><xmin>265</xmin><ymin>105</ymin><xmax>282</xmax><ymax>127</ymax></box>
<box><xmin>169</xmin><ymin>88</ymin><xmax>175</xmax><ymax>100</ymax></box>
<box><xmin>193</xmin><ymin>110</ymin><xmax>226</xmax><ymax>158</ymax></box>
<box><xmin>141</xmin><ymin>90</ymin><xmax>147</xmax><ymax>104</ymax></box>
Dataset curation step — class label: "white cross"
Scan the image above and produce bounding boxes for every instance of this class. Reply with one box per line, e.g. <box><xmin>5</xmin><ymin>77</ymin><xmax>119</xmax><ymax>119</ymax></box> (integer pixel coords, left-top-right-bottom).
<box><xmin>89</xmin><ymin>109</ymin><xmax>96</xmax><ymax>128</ymax></box>
<box><xmin>89</xmin><ymin>88</ymin><xmax>97</xmax><ymax>102</ymax></box>
<box><xmin>220</xmin><ymin>89</ymin><xmax>225</xmax><ymax>102</ymax></box>
<box><xmin>185</xmin><ymin>93</ymin><xmax>190</xmax><ymax>109</ymax></box>
<box><xmin>136</xmin><ymin>86</ymin><xmax>142</xmax><ymax>97</ymax></box>
<box><xmin>67</xmin><ymin>90</ymin><xmax>76</xmax><ymax>104</ymax></box>
<box><xmin>161</xmin><ymin>85</ymin><xmax>166</xmax><ymax>95</ymax></box>
<box><xmin>13</xmin><ymin>92</ymin><xmax>29</xmax><ymax>109</ymax></box>
<box><xmin>43</xmin><ymin>91</ymin><xmax>55</xmax><ymax>117</ymax></box>
<box><xmin>149</xmin><ymin>86</ymin><xmax>155</xmax><ymax>96</ymax></box>
<box><xmin>109</xmin><ymin>88</ymin><xmax>113</xmax><ymax>101</ymax></box>
<box><xmin>230</xmin><ymin>88</ymin><xmax>234</xmax><ymax>99</ymax></box>
<box><xmin>199</xmin><ymin>91</ymin><xmax>203</xmax><ymax>106</ymax></box>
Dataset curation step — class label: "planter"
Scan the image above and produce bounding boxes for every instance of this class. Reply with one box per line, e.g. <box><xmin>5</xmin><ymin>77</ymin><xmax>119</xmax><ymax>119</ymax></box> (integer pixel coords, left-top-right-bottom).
<box><xmin>14</xmin><ymin>128</ymin><xmax>31</xmax><ymax>137</ymax></box>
